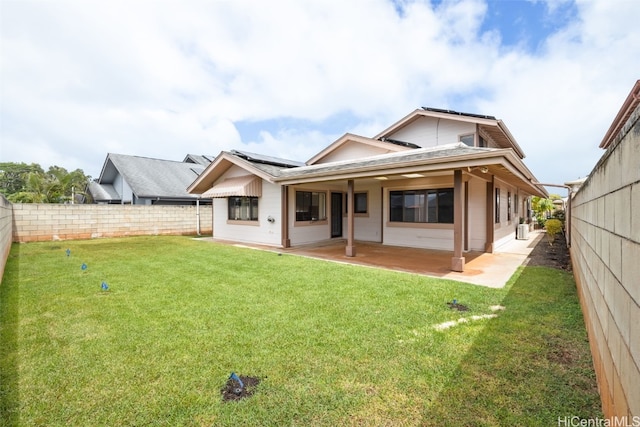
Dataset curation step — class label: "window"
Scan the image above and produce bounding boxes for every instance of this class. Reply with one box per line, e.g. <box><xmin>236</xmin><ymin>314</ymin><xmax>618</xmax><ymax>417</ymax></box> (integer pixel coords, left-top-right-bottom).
<box><xmin>479</xmin><ymin>136</ymin><xmax>487</xmax><ymax>148</ymax></box>
<box><xmin>389</xmin><ymin>189</ymin><xmax>453</xmax><ymax>224</ymax></box>
<box><xmin>228</xmin><ymin>197</ymin><xmax>258</xmax><ymax>221</ymax></box>
<box><xmin>507</xmin><ymin>191</ymin><xmax>512</xmax><ymax>221</ymax></box>
<box><xmin>296</xmin><ymin>191</ymin><xmax>326</xmax><ymax>221</ymax></box>
<box><xmin>514</xmin><ymin>194</ymin><xmax>519</xmax><ymax>215</ymax></box>
<box><xmin>459</xmin><ymin>134</ymin><xmax>475</xmax><ymax>147</ymax></box>
<box><xmin>345</xmin><ymin>192</ymin><xmax>368</xmax><ymax>214</ymax></box>
<box><xmin>495</xmin><ymin>188</ymin><xmax>501</xmax><ymax>223</ymax></box>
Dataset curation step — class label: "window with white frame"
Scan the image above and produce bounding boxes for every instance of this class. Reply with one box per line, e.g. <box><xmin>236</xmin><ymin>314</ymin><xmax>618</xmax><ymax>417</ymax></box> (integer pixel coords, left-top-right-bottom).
<box><xmin>228</xmin><ymin>197</ymin><xmax>259</xmax><ymax>221</ymax></box>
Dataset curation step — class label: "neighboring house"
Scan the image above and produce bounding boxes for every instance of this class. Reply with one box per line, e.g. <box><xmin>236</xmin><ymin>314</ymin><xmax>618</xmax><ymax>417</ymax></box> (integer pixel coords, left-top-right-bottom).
<box><xmin>188</xmin><ymin>108</ymin><xmax>547</xmax><ymax>272</ymax></box>
<box><xmin>89</xmin><ymin>153</ymin><xmax>214</xmax><ymax>205</ymax></box>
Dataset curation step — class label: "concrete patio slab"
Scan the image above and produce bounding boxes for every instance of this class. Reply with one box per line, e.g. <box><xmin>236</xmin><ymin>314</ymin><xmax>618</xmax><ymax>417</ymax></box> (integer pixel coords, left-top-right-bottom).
<box><xmin>205</xmin><ymin>230</ymin><xmax>545</xmax><ymax>288</ymax></box>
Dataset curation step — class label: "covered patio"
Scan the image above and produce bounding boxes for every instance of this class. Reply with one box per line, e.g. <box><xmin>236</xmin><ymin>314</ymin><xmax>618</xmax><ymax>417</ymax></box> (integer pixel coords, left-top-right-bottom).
<box><xmin>222</xmin><ymin>230</ymin><xmax>545</xmax><ymax>288</ymax></box>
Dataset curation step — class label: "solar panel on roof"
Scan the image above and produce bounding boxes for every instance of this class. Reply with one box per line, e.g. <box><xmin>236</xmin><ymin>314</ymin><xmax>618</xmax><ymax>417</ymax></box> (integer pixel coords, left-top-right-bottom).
<box><xmin>422</xmin><ymin>107</ymin><xmax>496</xmax><ymax>121</ymax></box>
<box><xmin>231</xmin><ymin>150</ymin><xmax>304</xmax><ymax>168</ymax></box>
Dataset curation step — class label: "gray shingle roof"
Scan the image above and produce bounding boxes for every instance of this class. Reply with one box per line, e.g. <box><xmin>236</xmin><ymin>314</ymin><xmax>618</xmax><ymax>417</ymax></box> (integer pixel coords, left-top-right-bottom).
<box><xmin>87</xmin><ymin>181</ymin><xmax>120</xmax><ymax>202</ymax></box>
<box><xmin>276</xmin><ymin>143</ymin><xmax>497</xmax><ymax>179</ymax></box>
<box><xmin>98</xmin><ymin>153</ymin><xmax>207</xmax><ymax>199</ymax></box>
<box><xmin>183</xmin><ymin>154</ymin><xmax>216</xmax><ymax>166</ymax></box>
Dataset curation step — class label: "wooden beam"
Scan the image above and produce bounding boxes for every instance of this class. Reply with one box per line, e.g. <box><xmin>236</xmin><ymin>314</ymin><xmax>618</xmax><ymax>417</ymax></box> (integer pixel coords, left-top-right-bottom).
<box><xmin>346</xmin><ymin>179</ymin><xmax>356</xmax><ymax>257</ymax></box>
<box><xmin>281</xmin><ymin>185</ymin><xmax>290</xmax><ymax>248</ymax></box>
<box><xmin>451</xmin><ymin>169</ymin><xmax>465</xmax><ymax>272</ymax></box>
<box><xmin>485</xmin><ymin>178</ymin><xmax>495</xmax><ymax>253</ymax></box>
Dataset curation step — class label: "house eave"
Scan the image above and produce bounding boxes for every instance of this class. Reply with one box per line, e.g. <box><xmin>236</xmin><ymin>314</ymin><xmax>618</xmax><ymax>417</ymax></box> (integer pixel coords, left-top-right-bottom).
<box><xmin>187</xmin><ymin>151</ymin><xmax>277</xmax><ymax>195</ymax></box>
<box><xmin>274</xmin><ymin>148</ymin><xmax>546</xmax><ymax>196</ymax></box>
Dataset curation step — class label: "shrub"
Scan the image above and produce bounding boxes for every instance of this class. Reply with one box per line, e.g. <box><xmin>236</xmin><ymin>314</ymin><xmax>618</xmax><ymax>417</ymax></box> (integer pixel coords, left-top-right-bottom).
<box><xmin>545</xmin><ymin>218</ymin><xmax>563</xmax><ymax>245</ymax></box>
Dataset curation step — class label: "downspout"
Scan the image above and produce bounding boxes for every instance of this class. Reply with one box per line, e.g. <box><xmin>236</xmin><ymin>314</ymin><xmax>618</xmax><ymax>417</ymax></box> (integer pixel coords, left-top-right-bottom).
<box><xmin>530</xmin><ymin>182</ymin><xmax>573</xmax><ymax>247</ymax></box>
<box><xmin>196</xmin><ymin>198</ymin><xmax>201</xmax><ymax>236</ymax></box>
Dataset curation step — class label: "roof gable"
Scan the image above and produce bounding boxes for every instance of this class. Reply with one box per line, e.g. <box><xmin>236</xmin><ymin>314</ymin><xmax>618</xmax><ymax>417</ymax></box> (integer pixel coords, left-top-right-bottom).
<box><xmin>307</xmin><ymin>133</ymin><xmax>410</xmax><ymax>165</ymax></box>
<box><xmin>187</xmin><ymin>150</ymin><xmax>302</xmax><ymax>194</ymax></box>
<box><xmin>374</xmin><ymin>108</ymin><xmax>526</xmax><ymax>158</ymax></box>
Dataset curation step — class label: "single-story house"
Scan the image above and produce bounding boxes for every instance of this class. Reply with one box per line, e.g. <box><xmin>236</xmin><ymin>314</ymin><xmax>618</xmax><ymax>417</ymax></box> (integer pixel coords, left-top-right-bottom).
<box><xmin>89</xmin><ymin>153</ymin><xmax>215</xmax><ymax>205</ymax></box>
<box><xmin>187</xmin><ymin>108</ymin><xmax>547</xmax><ymax>272</ymax></box>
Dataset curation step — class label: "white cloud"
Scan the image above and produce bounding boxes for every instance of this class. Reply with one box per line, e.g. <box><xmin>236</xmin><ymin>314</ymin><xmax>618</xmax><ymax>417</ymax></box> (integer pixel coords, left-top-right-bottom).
<box><xmin>1</xmin><ymin>0</ymin><xmax>639</xmax><ymax>183</ymax></box>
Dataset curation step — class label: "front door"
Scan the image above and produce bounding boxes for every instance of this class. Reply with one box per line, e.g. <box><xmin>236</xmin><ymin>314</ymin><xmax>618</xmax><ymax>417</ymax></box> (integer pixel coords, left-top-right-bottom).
<box><xmin>331</xmin><ymin>192</ymin><xmax>343</xmax><ymax>238</ymax></box>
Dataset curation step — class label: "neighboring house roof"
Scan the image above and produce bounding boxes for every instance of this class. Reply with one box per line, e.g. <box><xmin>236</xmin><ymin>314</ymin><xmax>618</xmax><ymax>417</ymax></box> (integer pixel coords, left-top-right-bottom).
<box><xmin>373</xmin><ymin>107</ymin><xmax>526</xmax><ymax>159</ymax></box>
<box><xmin>599</xmin><ymin>79</ymin><xmax>640</xmax><ymax>149</ymax></box>
<box><xmin>183</xmin><ymin>154</ymin><xmax>216</xmax><ymax>166</ymax></box>
<box><xmin>87</xmin><ymin>181</ymin><xmax>120</xmax><ymax>202</ymax></box>
<box><xmin>91</xmin><ymin>153</ymin><xmax>209</xmax><ymax>202</ymax></box>
<box><xmin>564</xmin><ymin>177</ymin><xmax>588</xmax><ymax>194</ymax></box>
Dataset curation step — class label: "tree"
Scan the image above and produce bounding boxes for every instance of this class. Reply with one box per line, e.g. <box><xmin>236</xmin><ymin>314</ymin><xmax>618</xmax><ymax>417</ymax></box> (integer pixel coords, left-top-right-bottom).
<box><xmin>0</xmin><ymin>162</ymin><xmax>44</xmax><ymax>197</ymax></box>
<box><xmin>0</xmin><ymin>162</ymin><xmax>91</xmax><ymax>203</ymax></box>
<box><xmin>531</xmin><ymin>196</ymin><xmax>554</xmax><ymax>226</ymax></box>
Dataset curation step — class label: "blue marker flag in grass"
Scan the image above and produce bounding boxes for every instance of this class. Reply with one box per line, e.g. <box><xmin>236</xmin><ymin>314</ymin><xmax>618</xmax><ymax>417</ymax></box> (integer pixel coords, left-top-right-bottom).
<box><xmin>66</xmin><ymin>249</ymin><xmax>71</xmax><ymax>257</ymax></box>
<box><xmin>101</xmin><ymin>281</ymin><xmax>109</xmax><ymax>291</ymax></box>
<box><xmin>229</xmin><ymin>372</ymin><xmax>244</xmax><ymax>389</ymax></box>
<box><xmin>81</xmin><ymin>263</ymin><xmax>87</xmax><ymax>270</ymax></box>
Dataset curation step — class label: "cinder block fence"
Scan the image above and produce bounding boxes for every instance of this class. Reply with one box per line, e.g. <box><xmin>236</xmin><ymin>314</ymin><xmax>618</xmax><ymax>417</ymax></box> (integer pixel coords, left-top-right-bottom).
<box><xmin>0</xmin><ymin>196</ymin><xmax>12</xmax><ymax>284</ymax></box>
<box><xmin>11</xmin><ymin>204</ymin><xmax>212</xmax><ymax>242</ymax></box>
<box><xmin>0</xmin><ymin>203</ymin><xmax>212</xmax><ymax>282</ymax></box>
<box><xmin>570</xmin><ymin>94</ymin><xmax>639</xmax><ymax>418</ymax></box>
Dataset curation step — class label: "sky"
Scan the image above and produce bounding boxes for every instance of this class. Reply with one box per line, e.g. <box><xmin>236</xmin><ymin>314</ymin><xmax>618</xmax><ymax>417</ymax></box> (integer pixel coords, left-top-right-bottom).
<box><xmin>1</xmin><ymin>0</ymin><xmax>639</xmax><ymax>193</ymax></box>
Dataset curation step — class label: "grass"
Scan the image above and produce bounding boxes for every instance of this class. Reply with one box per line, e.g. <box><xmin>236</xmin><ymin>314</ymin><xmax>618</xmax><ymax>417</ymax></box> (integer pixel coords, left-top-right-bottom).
<box><xmin>1</xmin><ymin>236</ymin><xmax>602</xmax><ymax>426</ymax></box>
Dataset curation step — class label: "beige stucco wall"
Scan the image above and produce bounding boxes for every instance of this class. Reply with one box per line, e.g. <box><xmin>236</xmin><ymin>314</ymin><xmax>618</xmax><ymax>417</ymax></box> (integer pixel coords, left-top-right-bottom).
<box><xmin>12</xmin><ymin>204</ymin><xmax>213</xmax><ymax>243</ymax></box>
<box><xmin>570</xmin><ymin>105</ymin><xmax>639</xmax><ymax>419</ymax></box>
<box><xmin>0</xmin><ymin>196</ymin><xmax>12</xmax><ymax>283</ymax></box>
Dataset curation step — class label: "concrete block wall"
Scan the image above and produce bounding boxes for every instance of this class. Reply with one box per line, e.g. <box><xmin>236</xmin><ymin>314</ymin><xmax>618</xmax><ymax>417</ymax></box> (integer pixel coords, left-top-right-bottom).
<box><xmin>12</xmin><ymin>204</ymin><xmax>213</xmax><ymax>243</ymax></box>
<box><xmin>570</xmin><ymin>104</ymin><xmax>639</xmax><ymax>419</ymax></box>
<box><xmin>0</xmin><ymin>195</ymin><xmax>12</xmax><ymax>283</ymax></box>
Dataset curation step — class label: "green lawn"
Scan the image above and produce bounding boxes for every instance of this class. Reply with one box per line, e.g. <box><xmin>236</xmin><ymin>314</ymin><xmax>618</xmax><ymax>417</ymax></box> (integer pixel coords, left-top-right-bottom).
<box><xmin>1</xmin><ymin>236</ymin><xmax>602</xmax><ymax>426</ymax></box>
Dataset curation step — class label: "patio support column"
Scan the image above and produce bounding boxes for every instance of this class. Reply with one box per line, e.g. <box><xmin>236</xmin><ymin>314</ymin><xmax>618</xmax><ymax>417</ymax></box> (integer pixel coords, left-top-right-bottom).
<box><xmin>485</xmin><ymin>178</ymin><xmax>495</xmax><ymax>253</ymax></box>
<box><xmin>346</xmin><ymin>179</ymin><xmax>356</xmax><ymax>257</ymax></box>
<box><xmin>451</xmin><ymin>169</ymin><xmax>465</xmax><ymax>272</ymax></box>
<box><xmin>281</xmin><ymin>185</ymin><xmax>290</xmax><ymax>248</ymax></box>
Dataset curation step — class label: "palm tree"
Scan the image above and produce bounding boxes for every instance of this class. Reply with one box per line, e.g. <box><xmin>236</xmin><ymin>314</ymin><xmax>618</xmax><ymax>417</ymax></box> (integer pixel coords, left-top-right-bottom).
<box><xmin>531</xmin><ymin>196</ymin><xmax>554</xmax><ymax>226</ymax></box>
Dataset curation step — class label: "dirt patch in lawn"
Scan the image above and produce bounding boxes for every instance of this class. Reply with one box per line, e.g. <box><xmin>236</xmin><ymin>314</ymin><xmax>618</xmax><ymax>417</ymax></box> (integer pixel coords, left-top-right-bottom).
<box><xmin>527</xmin><ymin>231</ymin><xmax>571</xmax><ymax>271</ymax></box>
<box><xmin>220</xmin><ymin>375</ymin><xmax>261</xmax><ymax>402</ymax></box>
<box><xmin>447</xmin><ymin>302</ymin><xmax>469</xmax><ymax>311</ymax></box>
